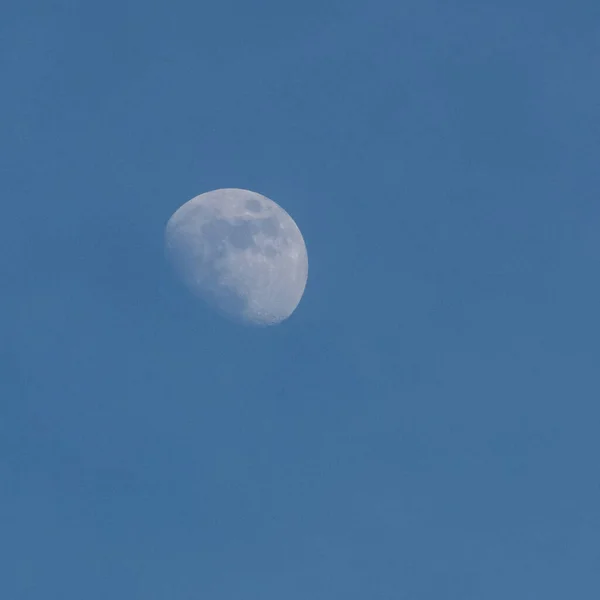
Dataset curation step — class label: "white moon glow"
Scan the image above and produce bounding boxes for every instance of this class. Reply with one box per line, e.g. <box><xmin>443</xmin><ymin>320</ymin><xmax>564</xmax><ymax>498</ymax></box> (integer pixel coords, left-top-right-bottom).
<box><xmin>165</xmin><ymin>188</ymin><xmax>308</xmax><ymax>326</ymax></box>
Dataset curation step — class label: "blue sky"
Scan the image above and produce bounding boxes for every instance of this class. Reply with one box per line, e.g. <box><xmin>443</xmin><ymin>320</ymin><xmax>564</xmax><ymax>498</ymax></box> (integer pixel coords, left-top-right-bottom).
<box><xmin>1</xmin><ymin>0</ymin><xmax>599</xmax><ymax>597</ymax></box>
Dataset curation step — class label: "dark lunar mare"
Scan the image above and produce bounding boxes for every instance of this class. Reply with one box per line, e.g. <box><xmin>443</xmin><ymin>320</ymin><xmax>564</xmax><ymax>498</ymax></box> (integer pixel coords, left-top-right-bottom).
<box><xmin>202</xmin><ymin>216</ymin><xmax>281</xmax><ymax>253</ymax></box>
<box><xmin>245</xmin><ymin>198</ymin><xmax>262</xmax><ymax>212</ymax></box>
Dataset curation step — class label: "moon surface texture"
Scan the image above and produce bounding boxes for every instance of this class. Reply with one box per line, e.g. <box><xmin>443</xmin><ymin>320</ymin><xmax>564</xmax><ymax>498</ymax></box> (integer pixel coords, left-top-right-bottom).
<box><xmin>165</xmin><ymin>188</ymin><xmax>308</xmax><ymax>326</ymax></box>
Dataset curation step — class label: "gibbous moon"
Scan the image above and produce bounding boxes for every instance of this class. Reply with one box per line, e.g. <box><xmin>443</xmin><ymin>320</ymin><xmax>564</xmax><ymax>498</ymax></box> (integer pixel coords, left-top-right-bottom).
<box><xmin>165</xmin><ymin>188</ymin><xmax>308</xmax><ymax>326</ymax></box>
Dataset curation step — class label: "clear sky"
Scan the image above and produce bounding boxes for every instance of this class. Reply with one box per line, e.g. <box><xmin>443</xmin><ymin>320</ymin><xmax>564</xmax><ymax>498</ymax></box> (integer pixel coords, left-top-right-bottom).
<box><xmin>1</xmin><ymin>0</ymin><xmax>599</xmax><ymax>598</ymax></box>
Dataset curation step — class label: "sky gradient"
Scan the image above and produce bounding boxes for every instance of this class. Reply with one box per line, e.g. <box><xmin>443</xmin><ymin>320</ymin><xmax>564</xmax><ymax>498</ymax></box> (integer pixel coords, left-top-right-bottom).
<box><xmin>2</xmin><ymin>0</ymin><xmax>599</xmax><ymax>598</ymax></box>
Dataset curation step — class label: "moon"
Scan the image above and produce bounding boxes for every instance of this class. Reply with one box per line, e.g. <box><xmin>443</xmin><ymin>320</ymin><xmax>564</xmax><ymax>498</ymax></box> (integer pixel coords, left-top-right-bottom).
<box><xmin>165</xmin><ymin>188</ymin><xmax>308</xmax><ymax>326</ymax></box>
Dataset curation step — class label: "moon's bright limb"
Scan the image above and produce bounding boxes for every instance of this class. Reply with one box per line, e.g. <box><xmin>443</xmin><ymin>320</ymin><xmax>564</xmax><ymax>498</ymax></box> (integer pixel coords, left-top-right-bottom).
<box><xmin>165</xmin><ymin>188</ymin><xmax>308</xmax><ymax>326</ymax></box>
